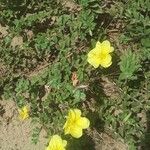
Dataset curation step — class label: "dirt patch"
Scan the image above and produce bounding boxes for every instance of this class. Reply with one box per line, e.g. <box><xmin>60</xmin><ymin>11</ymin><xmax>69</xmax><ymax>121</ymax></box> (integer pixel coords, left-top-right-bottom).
<box><xmin>0</xmin><ymin>24</ymin><xmax>8</xmax><ymax>38</ymax></box>
<box><xmin>90</xmin><ymin>129</ymin><xmax>129</xmax><ymax>150</ymax></box>
<box><xmin>62</xmin><ymin>0</ymin><xmax>81</xmax><ymax>12</ymax></box>
<box><xmin>11</xmin><ymin>36</ymin><xmax>23</xmax><ymax>48</ymax></box>
<box><xmin>100</xmin><ymin>76</ymin><xmax>120</xmax><ymax>99</ymax></box>
<box><xmin>0</xmin><ymin>64</ymin><xmax>7</xmax><ymax>79</ymax></box>
<box><xmin>0</xmin><ymin>100</ymin><xmax>47</xmax><ymax>150</ymax></box>
<box><xmin>0</xmin><ymin>100</ymin><xmax>128</xmax><ymax>150</ymax></box>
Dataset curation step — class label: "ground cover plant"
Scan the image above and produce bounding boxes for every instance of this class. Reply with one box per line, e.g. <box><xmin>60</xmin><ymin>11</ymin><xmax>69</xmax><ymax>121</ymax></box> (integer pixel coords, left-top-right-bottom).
<box><xmin>0</xmin><ymin>0</ymin><xmax>150</xmax><ymax>149</ymax></box>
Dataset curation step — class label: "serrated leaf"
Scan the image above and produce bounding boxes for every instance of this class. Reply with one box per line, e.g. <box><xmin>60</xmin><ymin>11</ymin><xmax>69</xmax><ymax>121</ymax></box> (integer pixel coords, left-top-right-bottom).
<box><xmin>119</xmin><ymin>50</ymin><xmax>141</xmax><ymax>80</ymax></box>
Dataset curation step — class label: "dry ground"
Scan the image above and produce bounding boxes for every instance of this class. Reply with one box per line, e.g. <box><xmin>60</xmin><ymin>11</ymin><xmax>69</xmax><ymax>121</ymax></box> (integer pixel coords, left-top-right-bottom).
<box><xmin>0</xmin><ymin>100</ymin><xmax>128</xmax><ymax>150</ymax></box>
<box><xmin>0</xmin><ymin>100</ymin><xmax>47</xmax><ymax>150</ymax></box>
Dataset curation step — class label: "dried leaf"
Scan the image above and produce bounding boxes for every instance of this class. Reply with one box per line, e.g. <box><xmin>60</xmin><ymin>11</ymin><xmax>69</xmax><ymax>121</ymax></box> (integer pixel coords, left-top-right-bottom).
<box><xmin>71</xmin><ymin>72</ymin><xmax>79</xmax><ymax>86</ymax></box>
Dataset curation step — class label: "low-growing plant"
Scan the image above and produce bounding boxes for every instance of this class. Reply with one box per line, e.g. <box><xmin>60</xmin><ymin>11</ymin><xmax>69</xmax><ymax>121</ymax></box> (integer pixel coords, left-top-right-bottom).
<box><xmin>0</xmin><ymin>0</ymin><xmax>150</xmax><ymax>150</ymax></box>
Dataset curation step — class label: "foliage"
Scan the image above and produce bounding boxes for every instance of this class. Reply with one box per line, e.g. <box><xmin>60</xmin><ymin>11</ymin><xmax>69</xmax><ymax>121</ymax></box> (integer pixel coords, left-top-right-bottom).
<box><xmin>119</xmin><ymin>50</ymin><xmax>141</xmax><ymax>80</ymax></box>
<box><xmin>0</xmin><ymin>0</ymin><xmax>150</xmax><ymax>149</ymax></box>
<box><xmin>123</xmin><ymin>0</ymin><xmax>150</xmax><ymax>48</ymax></box>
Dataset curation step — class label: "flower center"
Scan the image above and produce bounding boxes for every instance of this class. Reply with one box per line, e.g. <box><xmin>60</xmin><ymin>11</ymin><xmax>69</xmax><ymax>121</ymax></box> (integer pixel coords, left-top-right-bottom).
<box><xmin>98</xmin><ymin>52</ymin><xmax>107</xmax><ymax>60</ymax></box>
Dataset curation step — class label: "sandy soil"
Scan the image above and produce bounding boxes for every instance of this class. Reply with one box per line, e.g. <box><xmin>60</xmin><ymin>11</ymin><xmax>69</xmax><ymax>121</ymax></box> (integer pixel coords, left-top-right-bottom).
<box><xmin>0</xmin><ymin>100</ymin><xmax>128</xmax><ymax>150</ymax></box>
<box><xmin>0</xmin><ymin>100</ymin><xmax>47</xmax><ymax>150</ymax></box>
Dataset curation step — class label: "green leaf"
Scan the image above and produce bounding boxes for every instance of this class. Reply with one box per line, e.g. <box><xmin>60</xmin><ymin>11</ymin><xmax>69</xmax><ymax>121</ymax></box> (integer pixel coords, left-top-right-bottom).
<box><xmin>119</xmin><ymin>50</ymin><xmax>141</xmax><ymax>80</ymax></box>
<box><xmin>73</xmin><ymin>90</ymin><xmax>86</xmax><ymax>104</ymax></box>
<box><xmin>141</xmin><ymin>37</ymin><xmax>150</xmax><ymax>48</ymax></box>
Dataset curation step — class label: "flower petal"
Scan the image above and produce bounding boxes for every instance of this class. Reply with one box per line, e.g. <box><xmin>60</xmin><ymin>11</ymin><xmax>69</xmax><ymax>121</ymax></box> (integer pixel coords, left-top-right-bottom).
<box><xmin>49</xmin><ymin>135</ymin><xmax>61</xmax><ymax>145</ymax></box>
<box><xmin>18</xmin><ymin>106</ymin><xmax>29</xmax><ymax>120</ymax></box>
<box><xmin>63</xmin><ymin>120</ymin><xmax>71</xmax><ymax>135</ymax></box>
<box><xmin>87</xmin><ymin>46</ymin><xmax>102</xmax><ymax>68</ymax></box>
<box><xmin>64</xmin><ymin>109</ymin><xmax>81</xmax><ymax>134</ymax></box>
<box><xmin>68</xmin><ymin>109</ymin><xmax>76</xmax><ymax>120</ymax></box>
<box><xmin>102</xmin><ymin>40</ymin><xmax>110</xmax><ymax>46</ymax></box>
<box><xmin>46</xmin><ymin>146</ymin><xmax>50</xmax><ymax>150</ymax></box>
<box><xmin>63</xmin><ymin>140</ymin><xmax>67</xmax><ymax>147</ymax></box>
<box><xmin>101</xmin><ymin>40</ymin><xmax>113</xmax><ymax>53</ymax></box>
<box><xmin>70</xmin><ymin>126</ymin><xmax>83</xmax><ymax>138</ymax></box>
<box><xmin>48</xmin><ymin>135</ymin><xmax>67</xmax><ymax>150</ymax></box>
<box><xmin>77</xmin><ymin>117</ymin><xmax>90</xmax><ymax>129</ymax></box>
<box><xmin>87</xmin><ymin>57</ymin><xmax>100</xmax><ymax>68</ymax></box>
<box><xmin>100</xmin><ymin>54</ymin><xmax>112</xmax><ymax>68</ymax></box>
<box><xmin>96</xmin><ymin>41</ymin><xmax>102</xmax><ymax>49</ymax></box>
<box><xmin>88</xmin><ymin>48</ymin><xmax>100</xmax><ymax>57</ymax></box>
<box><xmin>110</xmin><ymin>46</ymin><xmax>114</xmax><ymax>53</ymax></box>
<box><xmin>74</xmin><ymin>109</ymin><xmax>81</xmax><ymax>119</ymax></box>
<box><xmin>102</xmin><ymin>61</ymin><xmax>112</xmax><ymax>68</ymax></box>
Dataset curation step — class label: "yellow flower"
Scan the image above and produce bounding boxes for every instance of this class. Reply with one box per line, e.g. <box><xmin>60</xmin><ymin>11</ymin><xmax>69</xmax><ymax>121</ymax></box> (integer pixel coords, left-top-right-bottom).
<box><xmin>63</xmin><ymin>109</ymin><xmax>90</xmax><ymax>138</ymax></box>
<box><xmin>46</xmin><ymin>135</ymin><xmax>67</xmax><ymax>150</ymax></box>
<box><xmin>18</xmin><ymin>106</ymin><xmax>29</xmax><ymax>120</ymax></box>
<box><xmin>87</xmin><ymin>40</ymin><xmax>114</xmax><ymax>68</ymax></box>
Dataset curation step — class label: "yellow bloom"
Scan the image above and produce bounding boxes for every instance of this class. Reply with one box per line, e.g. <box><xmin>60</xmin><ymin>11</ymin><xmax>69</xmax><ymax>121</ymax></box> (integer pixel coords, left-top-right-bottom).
<box><xmin>87</xmin><ymin>40</ymin><xmax>114</xmax><ymax>68</ymax></box>
<box><xmin>46</xmin><ymin>135</ymin><xmax>67</xmax><ymax>150</ymax></box>
<box><xmin>18</xmin><ymin>106</ymin><xmax>29</xmax><ymax>120</ymax></box>
<box><xmin>63</xmin><ymin>109</ymin><xmax>90</xmax><ymax>138</ymax></box>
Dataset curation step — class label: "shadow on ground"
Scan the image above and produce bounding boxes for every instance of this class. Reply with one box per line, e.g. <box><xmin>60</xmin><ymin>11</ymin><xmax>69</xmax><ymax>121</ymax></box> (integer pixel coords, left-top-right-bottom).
<box><xmin>67</xmin><ymin>134</ymin><xmax>95</xmax><ymax>150</ymax></box>
<box><xmin>141</xmin><ymin>111</ymin><xmax>150</xmax><ymax>150</ymax></box>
